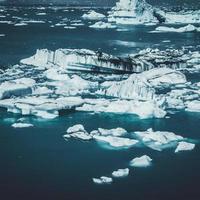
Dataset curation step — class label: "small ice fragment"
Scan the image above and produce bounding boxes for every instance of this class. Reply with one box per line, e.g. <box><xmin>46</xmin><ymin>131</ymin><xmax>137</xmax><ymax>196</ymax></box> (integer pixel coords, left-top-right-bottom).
<box><xmin>112</xmin><ymin>168</ymin><xmax>129</xmax><ymax>178</ymax></box>
<box><xmin>92</xmin><ymin>176</ymin><xmax>113</xmax><ymax>184</ymax></box>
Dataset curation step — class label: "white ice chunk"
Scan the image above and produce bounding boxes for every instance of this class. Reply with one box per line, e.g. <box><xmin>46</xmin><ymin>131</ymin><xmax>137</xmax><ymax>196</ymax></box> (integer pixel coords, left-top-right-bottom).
<box><xmin>97</xmin><ymin>127</ymin><xmax>127</xmax><ymax>137</ymax></box>
<box><xmin>92</xmin><ymin>176</ymin><xmax>113</xmax><ymax>184</ymax></box>
<box><xmin>175</xmin><ymin>141</ymin><xmax>195</xmax><ymax>153</ymax></box>
<box><xmin>82</xmin><ymin>10</ymin><xmax>106</xmax><ymax>20</ymax></box>
<box><xmin>112</xmin><ymin>168</ymin><xmax>129</xmax><ymax>178</ymax></box>
<box><xmin>93</xmin><ymin>135</ymin><xmax>138</xmax><ymax>148</ymax></box>
<box><xmin>130</xmin><ymin>155</ymin><xmax>152</xmax><ymax>167</ymax></box>
<box><xmin>12</xmin><ymin>122</ymin><xmax>33</xmax><ymax>128</ymax></box>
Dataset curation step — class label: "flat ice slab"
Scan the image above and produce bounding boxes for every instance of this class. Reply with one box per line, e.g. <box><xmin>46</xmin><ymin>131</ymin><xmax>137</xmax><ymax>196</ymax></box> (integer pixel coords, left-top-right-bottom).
<box><xmin>93</xmin><ymin>176</ymin><xmax>113</xmax><ymax>184</ymax></box>
<box><xmin>130</xmin><ymin>155</ymin><xmax>152</xmax><ymax>167</ymax></box>
<box><xmin>175</xmin><ymin>141</ymin><xmax>195</xmax><ymax>153</ymax></box>
<box><xmin>112</xmin><ymin>168</ymin><xmax>129</xmax><ymax>178</ymax></box>
<box><xmin>12</xmin><ymin>122</ymin><xmax>33</xmax><ymax>128</ymax></box>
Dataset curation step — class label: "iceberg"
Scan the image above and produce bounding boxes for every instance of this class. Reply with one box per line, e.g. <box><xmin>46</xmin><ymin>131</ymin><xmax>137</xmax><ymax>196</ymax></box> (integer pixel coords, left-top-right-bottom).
<box><xmin>12</xmin><ymin>122</ymin><xmax>33</xmax><ymax>128</ymax></box>
<box><xmin>175</xmin><ymin>142</ymin><xmax>195</xmax><ymax>153</ymax></box>
<box><xmin>92</xmin><ymin>176</ymin><xmax>113</xmax><ymax>184</ymax></box>
<box><xmin>108</xmin><ymin>0</ymin><xmax>200</xmax><ymax>25</ymax></box>
<box><xmin>82</xmin><ymin>10</ymin><xmax>106</xmax><ymax>20</ymax></box>
<box><xmin>112</xmin><ymin>168</ymin><xmax>129</xmax><ymax>178</ymax></box>
<box><xmin>130</xmin><ymin>155</ymin><xmax>152</xmax><ymax>167</ymax></box>
<box><xmin>108</xmin><ymin>0</ymin><xmax>161</xmax><ymax>25</ymax></box>
<box><xmin>20</xmin><ymin>48</ymin><xmax>198</xmax><ymax>74</ymax></box>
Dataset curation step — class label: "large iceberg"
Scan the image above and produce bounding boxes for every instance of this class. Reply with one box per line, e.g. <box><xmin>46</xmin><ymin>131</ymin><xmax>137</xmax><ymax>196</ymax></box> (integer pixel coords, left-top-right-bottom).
<box><xmin>108</xmin><ymin>0</ymin><xmax>200</xmax><ymax>25</ymax></box>
<box><xmin>108</xmin><ymin>0</ymin><xmax>162</xmax><ymax>25</ymax></box>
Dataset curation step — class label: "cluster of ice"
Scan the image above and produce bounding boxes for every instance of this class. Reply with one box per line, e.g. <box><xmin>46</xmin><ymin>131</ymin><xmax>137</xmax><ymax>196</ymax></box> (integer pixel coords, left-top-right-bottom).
<box><xmin>93</xmin><ymin>176</ymin><xmax>113</xmax><ymax>184</ymax></box>
<box><xmin>12</xmin><ymin>122</ymin><xmax>33</xmax><ymax>128</ymax></box>
<box><xmin>93</xmin><ymin>168</ymin><xmax>129</xmax><ymax>184</ymax></box>
<box><xmin>0</xmin><ymin>48</ymin><xmax>199</xmax><ymax>120</ymax></box>
<box><xmin>153</xmin><ymin>24</ymin><xmax>200</xmax><ymax>33</ymax></box>
<box><xmin>64</xmin><ymin>125</ymin><xmax>137</xmax><ymax>148</ymax></box>
<box><xmin>175</xmin><ymin>141</ymin><xmax>196</xmax><ymax>153</ymax></box>
<box><xmin>82</xmin><ymin>10</ymin><xmax>106</xmax><ymax>21</ymax></box>
<box><xmin>130</xmin><ymin>155</ymin><xmax>152</xmax><ymax>167</ymax></box>
<box><xmin>89</xmin><ymin>21</ymin><xmax>116</xmax><ymax>29</ymax></box>
<box><xmin>112</xmin><ymin>168</ymin><xmax>129</xmax><ymax>178</ymax></box>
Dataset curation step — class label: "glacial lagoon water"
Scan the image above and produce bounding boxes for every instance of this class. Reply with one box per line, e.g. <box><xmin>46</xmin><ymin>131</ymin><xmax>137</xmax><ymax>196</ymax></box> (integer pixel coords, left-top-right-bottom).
<box><xmin>0</xmin><ymin>6</ymin><xmax>200</xmax><ymax>200</ymax></box>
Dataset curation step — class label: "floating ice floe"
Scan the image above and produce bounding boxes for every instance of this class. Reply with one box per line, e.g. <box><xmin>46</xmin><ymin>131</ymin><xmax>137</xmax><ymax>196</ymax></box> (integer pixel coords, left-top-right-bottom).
<box><xmin>134</xmin><ymin>128</ymin><xmax>184</xmax><ymax>151</ymax></box>
<box><xmin>64</xmin><ymin>124</ymin><xmax>92</xmax><ymax>140</ymax></box>
<box><xmin>14</xmin><ymin>22</ymin><xmax>28</xmax><ymax>26</ymax></box>
<box><xmin>152</xmin><ymin>24</ymin><xmax>200</xmax><ymax>33</ymax></box>
<box><xmin>12</xmin><ymin>122</ymin><xmax>33</xmax><ymax>128</ymax></box>
<box><xmin>175</xmin><ymin>141</ymin><xmax>195</xmax><ymax>153</ymax></box>
<box><xmin>82</xmin><ymin>10</ymin><xmax>106</xmax><ymax>20</ymax></box>
<box><xmin>93</xmin><ymin>135</ymin><xmax>138</xmax><ymax>148</ymax></box>
<box><xmin>93</xmin><ymin>176</ymin><xmax>113</xmax><ymax>184</ymax></box>
<box><xmin>95</xmin><ymin>127</ymin><xmax>127</xmax><ymax>137</ymax></box>
<box><xmin>89</xmin><ymin>21</ymin><xmax>116</xmax><ymax>29</ymax></box>
<box><xmin>112</xmin><ymin>168</ymin><xmax>129</xmax><ymax>178</ymax></box>
<box><xmin>130</xmin><ymin>155</ymin><xmax>152</xmax><ymax>167</ymax></box>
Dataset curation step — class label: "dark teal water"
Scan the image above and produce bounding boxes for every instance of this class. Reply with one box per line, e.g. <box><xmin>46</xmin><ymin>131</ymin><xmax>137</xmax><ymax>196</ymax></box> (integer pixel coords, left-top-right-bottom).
<box><xmin>0</xmin><ymin>6</ymin><xmax>200</xmax><ymax>200</ymax></box>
